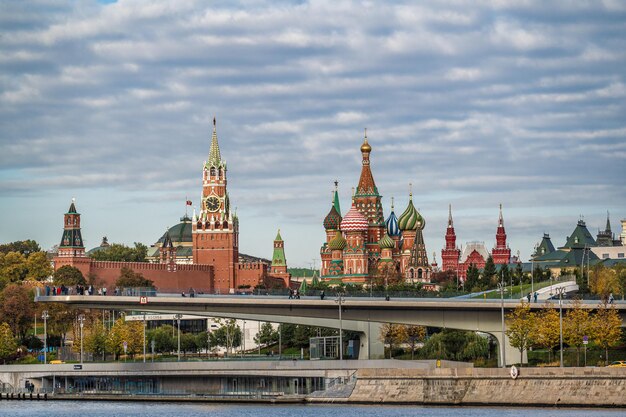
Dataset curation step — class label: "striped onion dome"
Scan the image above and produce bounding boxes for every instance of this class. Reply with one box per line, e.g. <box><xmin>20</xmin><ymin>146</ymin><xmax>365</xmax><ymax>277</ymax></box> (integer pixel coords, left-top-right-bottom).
<box><xmin>323</xmin><ymin>205</ymin><xmax>342</xmax><ymax>230</ymax></box>
<box><xmin>385</xmin><ymin>210</ymin><xmax>401</xmax><ymax>237</ymax></box>
<box><xmin>328</xmin><ymin>231</ymin><xmax>347</xmax><ymax>251</ymax></box>
<box><xmin>398</xmin><ymin>197</ymin><xmax>425</xmax><ymax>231</ymax></box>
<box><xmin>378</xmin><ymin>233</ymin><xmax>395</xmax><ymax>249</ymax></box>
<box><xmin>340</xmin><ymin>203</ymin><xmax>369</xmax><ymax>232</ymax></box>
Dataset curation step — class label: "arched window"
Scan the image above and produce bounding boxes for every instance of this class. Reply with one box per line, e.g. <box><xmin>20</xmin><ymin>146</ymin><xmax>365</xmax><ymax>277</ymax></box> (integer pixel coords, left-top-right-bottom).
<box><xmin>418</xmin><ymin>269</ymin><xmax>423</xmax><ymax>279</ymax></box>
<box><xmin>210</xmin><ymin>167</ymin><xmax>216</xmax><ymax>176</ymax></box>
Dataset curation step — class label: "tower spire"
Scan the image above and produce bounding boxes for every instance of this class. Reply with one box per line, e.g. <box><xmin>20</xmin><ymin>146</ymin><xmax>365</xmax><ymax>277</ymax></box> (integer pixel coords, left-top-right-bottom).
<box><xmin>605</xmin><ymin>210</ymin><xmax>611</xmax><ymax>233</ymax></box>
<box><xmin>498</xmin><ymin>203</ymin><xmax>503</xmax><ymax>226</ymax></box>
<box><xmin>448</xmin><ymin>204</ymin><xmax>453</xmax><ymax>227</ymax></box>
<box><xmin>208</xmin><ymin>117</ymin><xmax>222</xmax><ymax>167</ymax></box>
<box><xmin>333</xmin><ymin>180</ymin><xmax>341</xmax><ymax>215</ymax></box>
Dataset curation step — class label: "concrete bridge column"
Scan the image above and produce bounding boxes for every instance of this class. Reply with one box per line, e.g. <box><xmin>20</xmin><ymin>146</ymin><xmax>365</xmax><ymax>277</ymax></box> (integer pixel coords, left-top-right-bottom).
<box><xmin>353</xmin><ymin>321</ymin><xmax>384</xmax><ymax>360</ymax></box>
<box><xmin>492</xmin><ymin>332</ymin><xmax>527</xmax><ymax>367</ymax></box>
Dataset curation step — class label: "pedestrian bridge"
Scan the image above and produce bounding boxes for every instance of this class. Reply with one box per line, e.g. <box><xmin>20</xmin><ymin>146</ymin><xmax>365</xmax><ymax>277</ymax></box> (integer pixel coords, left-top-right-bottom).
<box><xmin>35</xmin><ymin>292</ymin><xmax>625</xmax><ymax>366</ymax></box>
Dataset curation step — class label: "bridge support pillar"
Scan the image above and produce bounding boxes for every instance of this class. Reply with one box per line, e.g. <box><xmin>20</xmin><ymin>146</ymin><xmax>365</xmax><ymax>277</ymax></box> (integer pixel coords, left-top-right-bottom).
<box><xmin>354</xmin><ymin>321</ymin><xmax>384</xmax><ymax>360</ymax></box>
<box><xmin>493</xmin><ymin>332</ymin><xmax>527</xmax><ymax>367</ymax></box>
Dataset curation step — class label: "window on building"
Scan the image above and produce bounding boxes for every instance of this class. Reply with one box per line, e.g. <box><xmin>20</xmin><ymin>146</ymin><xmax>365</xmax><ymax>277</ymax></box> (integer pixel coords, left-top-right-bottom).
<box><xmin>618</xmin><ymin>253</ymin><xmax>624</xmax><ymax>258</ymax></box>
<box><xmin>603</xmin><ymin>253</ymin><xmax>609</xmax><ymax>259</ymax></box>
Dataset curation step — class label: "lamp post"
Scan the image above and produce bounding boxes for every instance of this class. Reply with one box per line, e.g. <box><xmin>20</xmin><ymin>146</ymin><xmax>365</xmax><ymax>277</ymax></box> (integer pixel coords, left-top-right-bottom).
<box><xmin>335</xmin><ymin>293</ymin><xmax>344</xmax><ymax>360</ymax></box>
<box><xmin>174</xmin><ymin>314</ymin><xmax>182</xmax><ymax>362</ymax></box>
<box><xmin>78</xmin><ymin>314</ymin><xmax>85</xmax><ymax>364</ymax></box>
<box><xmin>497</xmin><ymin>279</ymin><xmax>506</xmax><ymax>368</ymax></box>
<box><xmin>143</xmin><ymin>313</ymin><xmax>146</xmax><ymax>363</ymax></box>
<box><xmin>42</xmin><ymin>310</ymin><xmax>49</xmax><ymax>364</ymax></box>
<box><xmin>556</xmin><ymin>287</ymin><xmax>565</xmax><ymax>367</ymax></box>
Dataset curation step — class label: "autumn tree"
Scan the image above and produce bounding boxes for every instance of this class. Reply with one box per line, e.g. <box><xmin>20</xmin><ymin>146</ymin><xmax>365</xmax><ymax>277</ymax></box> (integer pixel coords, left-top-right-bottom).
<box><xmin>564</xmin><ymin>299</ymin><xmax>591</xmax><ymax>366</ymax></box>
<box><xmin>505</xmin><ymin>301</ymin><xmax>535</xmax><ymax>366</ymax></box>
<box><xmin>46</xmin><ymin>303</ymin><xmax>78</xmax><ymax>347</ymax></box>
<box><xmin>83</xmin><ymin>319</ymin><xmax>108</xmax><ymax>360</ymax></box>
<box><xmin>53</xmin><ymin>265</ymin><xmax>86</xmax><ymax>286</ymax></box>
<box><xmin>379</xmin><ymin>323</ymin><xmax>407</xmax><ymax>358</ymax></box>
<box><xmin>0</xmin><ymin>322</ymin><xmax>17</xmax><ymax>363</ymax></box>
<box><xmin>405</xmin><ymin>325</ymin><xmax>426</xmax><ymax>359</ymax></box>
<box><xmin>589</xmin><ymin>265</ymin><xmax>621</xmax><ymax>300</ymax></box>
<box><xmin>25</xmin><ymin>251</ymin><xmax>53</xmax><ymax>281</ymax></box>
<box><xmin>591</xmin><ymin>302</ymin><xmax>622</xmax><ymax>366</ymax></box>
<box><xmin>0</xmin><ymin>252</ymin><xmax>28</xmax><ymax>283</ymax></box>
<box><xmin>0</xmin><ymin>283</ymin><xmax>35</xmax><ymax>340</ymax></box>
<box><xmin>532</xmin><ymin>305</ymin><xmax>560</xmax><ymax>363</ymax></box>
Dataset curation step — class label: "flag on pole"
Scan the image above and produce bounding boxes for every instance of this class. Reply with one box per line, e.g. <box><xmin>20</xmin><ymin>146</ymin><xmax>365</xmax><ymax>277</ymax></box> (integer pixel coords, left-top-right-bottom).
<box><xmin>186</xmin><ymin>200</ymin><xmax>192</xmax><ymax>206</ymax></box>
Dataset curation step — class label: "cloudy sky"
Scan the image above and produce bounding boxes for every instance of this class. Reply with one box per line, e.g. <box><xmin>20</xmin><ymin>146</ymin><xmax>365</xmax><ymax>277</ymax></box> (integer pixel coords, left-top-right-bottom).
<box><xmin>1</xmin><ymin>0</ymin><xmax>625</xmax><ymax>267</ymax></box>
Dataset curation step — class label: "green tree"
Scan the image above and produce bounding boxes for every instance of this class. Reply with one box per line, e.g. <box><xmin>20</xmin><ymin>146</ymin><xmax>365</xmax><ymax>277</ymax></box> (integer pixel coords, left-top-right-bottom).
<box><xmin>90</xmin><ymin>243</ymin><xmax>148</xmax><ymax>262</ymax></box>
<box><xmin>47</xmin><ymin>303</ymin><xmax>78</xmax><ymax>347</ymax></box>
<box><xmin>254</xmin><ymin>322</ymin><xmax>278</xmax><ymax>347</ymax></box>
<box><xmin>0</xmin><ymin>240</ymin><xmax>41</xmax><ymax>256</ymax></box>
<box><xmin>0</xmin><ymin>283</ymin><xmax>35</xmax><ymax>340</ymax></box>
<box><xmin>418</xmin><ymin>329</ymin><xmax>488</xmax><ymax>362</ymax></box>
<box><xmin>25</xmin><ymin>252</ymin><xmax>53</xmax><ymax>281</ymax></box>
<box><xmin>181</xmin><ymin>333</ymin><xmax>198</xmax><ymax>355</ymax></box>
<box><xmin>148</xmin><ymin>325</ymin><xmax>176</xmax><ymax>354</ymax></box>
<box><xmin>505</xmin><ymin>301</ymin><xmax>535</xmax><ymax>366</ymax></box>
<box><xmin>481</xmin><ymin>256</ymin><xmax>497</xmax><ymax>288</ymax></box>
<box><xmin>500</xmin><ymin>264</ymin><xmax>510</xmax><ymax>288</ymax></box>
<box><xmin>591</xmin><ymin>302</ymin><xmax>622</xmax><ymax>366</ymax></box>
<box><xmin>84</xmin><ymin>319</ymin><xmax>108</xmax><ymax>360</ymax></box>
<box><xmin>211</xmin><ymin>319</ymin><xmax>241</xmax><ymax>355</ymax></box>
<box><xmin>53</xmin><ymin>265</ymin><xmax>86</xmax><ymax>286</ymax></box>
<box><xmin>514</xmin><ymin>262</ymin><xmax>524</xmax><ymax>286</ymax></box>
<box><xmin>0</xmin><ymin>322</ymin><xmax>17</xmax><ymax>363</ymax></box>
<box><xmin>465</xmin><ymin>264</ymin><xmax>480</xmax><ymax>292</ymax></box>
<box><xmin>115</xmin><ymin>266</ymin><xmax>154</xmax><ymax>288</ymax></box>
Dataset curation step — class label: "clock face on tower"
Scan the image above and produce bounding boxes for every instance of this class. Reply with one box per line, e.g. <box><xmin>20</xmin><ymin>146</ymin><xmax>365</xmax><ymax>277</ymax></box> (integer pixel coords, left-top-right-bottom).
<box><xmin>206</xmin><ymin>196</ymin><xmax>220</xmax><ymax>212</ymax></box>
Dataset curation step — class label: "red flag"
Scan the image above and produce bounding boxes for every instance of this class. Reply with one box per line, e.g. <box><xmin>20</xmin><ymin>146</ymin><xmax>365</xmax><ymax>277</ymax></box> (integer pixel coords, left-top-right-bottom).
<box><xmin>186</xmin><ymin>200</ymin><xmax>192</xmax><ymax>206</ymax></box>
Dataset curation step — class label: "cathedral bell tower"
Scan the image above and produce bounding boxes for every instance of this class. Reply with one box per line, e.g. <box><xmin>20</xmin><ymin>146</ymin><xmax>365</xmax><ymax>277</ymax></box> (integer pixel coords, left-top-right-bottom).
<box><xmin>192</xmin><ymin>118</ymin><xmax>239</xmax><ymax>292</ymax></box>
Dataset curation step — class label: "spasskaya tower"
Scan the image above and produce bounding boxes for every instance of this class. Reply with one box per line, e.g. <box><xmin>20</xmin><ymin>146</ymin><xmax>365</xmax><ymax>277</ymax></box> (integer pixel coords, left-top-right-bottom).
<box><xmin>192</xmin><ymin>118</ymin><xmax>239</xmax><ymax>292</ymax></box>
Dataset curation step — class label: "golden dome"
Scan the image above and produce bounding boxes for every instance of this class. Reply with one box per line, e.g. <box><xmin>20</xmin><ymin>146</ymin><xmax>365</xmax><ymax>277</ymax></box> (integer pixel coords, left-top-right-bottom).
<box><xmin>360</xmin><ymin>138</ymin><xmax>371</xmax><ymax>153</ymax></box>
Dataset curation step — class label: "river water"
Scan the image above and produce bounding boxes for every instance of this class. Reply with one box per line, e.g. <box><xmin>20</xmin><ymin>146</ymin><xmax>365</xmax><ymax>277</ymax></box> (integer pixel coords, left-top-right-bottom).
<box><xmin>0</xmin><ymin>402</ymin><xmax>624</xmax><ymax>417</ymax></box>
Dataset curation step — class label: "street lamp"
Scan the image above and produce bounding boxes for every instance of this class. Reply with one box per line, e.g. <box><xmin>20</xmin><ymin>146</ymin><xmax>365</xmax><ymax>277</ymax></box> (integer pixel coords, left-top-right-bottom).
<box><xmin>497</xmin><ymin>280</ymin><xmax>506</xmax><ymax>368</ymax></box>
<box><xmin>174</xmin><ymin>314</ymin><xmax>183</xmax><ymax>362</ymax></box>
<box><xmin>335</xmin><ymin>293</ymin><xmax>344</xmax><ymax>360</ymax></box>
<box><xmin>41</xmin><ymin>310</ymin><xmax>49</xmax><ymax>364</ymax></box>
<box><xmin>556</xmin><ymin>287</ymin><xmax>565</xmax><ymax>368</ymax></box>
<box><xmin>143</xmin><ymin>313</ymin><xmax>146</xmax><ymax>363</ymax></box>
<box><xmin>78</xmin><ymin>314</ymin><xmax>85</xmax><ymax>364</ymax></box>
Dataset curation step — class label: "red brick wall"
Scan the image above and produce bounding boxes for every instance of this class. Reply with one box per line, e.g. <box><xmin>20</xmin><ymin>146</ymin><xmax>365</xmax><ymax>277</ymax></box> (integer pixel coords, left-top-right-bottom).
<box><xmin>236</xmin><ymin>262</ymin><xmax>267</xmax><ymax>289</ymax></box>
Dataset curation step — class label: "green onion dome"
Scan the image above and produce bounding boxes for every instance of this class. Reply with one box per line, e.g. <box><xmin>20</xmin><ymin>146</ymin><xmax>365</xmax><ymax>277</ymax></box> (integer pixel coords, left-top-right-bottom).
<box><xmin>378</xmin><ymin>233</ymin><xmax>395</xmax><ymax>250</ymax></box>
<box><xmin>323</xmin><ymin>205</ymin><xmax>342</xmax><ymax>230</ymax></box>
<box><xmin>328</xmin><ymin>232</ymin><xmax>347</xmax><ymax>251</ymax></box>
<box><xmin>398</xmin><ymin>198</ymin><xmax>418</xmax><ymax>230</ymax></box>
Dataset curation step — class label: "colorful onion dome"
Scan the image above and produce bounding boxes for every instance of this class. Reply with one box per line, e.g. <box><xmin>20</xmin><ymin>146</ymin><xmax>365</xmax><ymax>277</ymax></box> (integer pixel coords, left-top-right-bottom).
<box><xmin>328</xmin><ymin>232</ymin><xmax>347</xmax><ymax>251</ymax></box>
<box><xmin>340</xmin><ymin>203</ymin><xmax>369</xmax><ymax>232</ymax></box>
<box><xmin>398</xmin><ymin>197</ymin><xmax>425</xmax><ymax>231</ymax></box>
<box><xmin>323</xmin><ymin>205</ymin><xmax>342</xmax><ymax>230</ymax></box>
<box><xmin>385</xmin><ymin>210</ymin><xmax>401</xmax><ymax>237</ymax></box>
<box><xmin>378</xmin><ymin>233</ymin><xmax>395</xmax><ymax>250</ymax></box>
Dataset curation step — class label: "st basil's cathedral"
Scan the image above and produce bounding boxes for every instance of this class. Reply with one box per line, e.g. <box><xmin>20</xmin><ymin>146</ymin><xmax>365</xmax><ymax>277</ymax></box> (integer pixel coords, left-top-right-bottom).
<box><xmin>320</xmin><ymin>133</ymin><xmax>432</xmax><ymax>284</ymax></box>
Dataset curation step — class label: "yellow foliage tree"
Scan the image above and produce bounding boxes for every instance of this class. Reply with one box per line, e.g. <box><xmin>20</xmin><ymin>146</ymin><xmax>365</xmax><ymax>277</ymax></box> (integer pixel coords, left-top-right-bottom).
<box><xmin>563</xmin><ymin>299</ymin><xmax>590</xmax><ymax>366</ymax></box>
<box><xmin>379</xmin><ymin>323</ymin><xmax>408</xmax><ymax>358</ymax></box>
<box><xmin>505</xmin><ymin>301</ymin><xmax>535</xmax><ymax>366</ymax></box>
<box><xmin>405</xmin><ymin>325</ymin><xmax>427</xmax><ymax>359</ymax></box>
<box><xmin>589</xmin><ymin>265</ymin><xmax>620</xmax><ymax>300</ymax></box>
<box><xmin>532</xmin><ymin>305</ymin><xmax>561</xmax><ymax>363</ymax></box>
<box><xmin>591</xmin><ymin>302</ymin><xmax>622</xmax><ymax>366</ymax></box>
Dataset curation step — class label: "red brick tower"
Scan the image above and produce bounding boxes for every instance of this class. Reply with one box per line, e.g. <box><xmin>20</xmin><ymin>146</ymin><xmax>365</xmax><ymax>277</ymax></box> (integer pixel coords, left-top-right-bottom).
<box><xmin>192</xmin><ymin>118</ymin><xmax>238</xmax><ymax>292</ymax></box>
<box><xmin>160</xmin><ymin>232</ymin><xmax>177</xmax><ymax>272</ymax></box>
<box><xmin>492</xmin><ymin>204</ymin><xmax>511</xmax><ymax>265</ymax></box>
<box><xmin>441</xmin><ymin>204</ymin><xmax>461</xmax><ymax>273</ymax></box>
<box><xmin>54</xmin><ymin>199</ymin><xmax>91</xmax><ymax>276</ymax></box>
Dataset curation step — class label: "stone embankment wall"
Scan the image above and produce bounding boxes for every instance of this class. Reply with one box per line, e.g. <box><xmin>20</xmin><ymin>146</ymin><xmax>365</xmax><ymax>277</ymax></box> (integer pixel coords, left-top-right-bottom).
<box><xmin>347</xmin><ymin>368</ymin><xmax>626</xmax><ymax>407</ymax></box>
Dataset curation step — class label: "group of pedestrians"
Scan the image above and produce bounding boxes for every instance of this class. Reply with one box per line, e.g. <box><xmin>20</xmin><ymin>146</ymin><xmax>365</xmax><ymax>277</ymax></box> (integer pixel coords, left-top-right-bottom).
<box><xmin>526</xmin><ymin>291</ymin><xmax>539</xmax><ymax>303</ymax></box>
<box><xmin>45</xmin><ymin>284</ymin><xmax>109</xmax><ymax>296</ymax></box>
<box><xmin>288</xmin><ymin>289</ymin><xmax>301</xmax><ymax>299</ymax></box>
